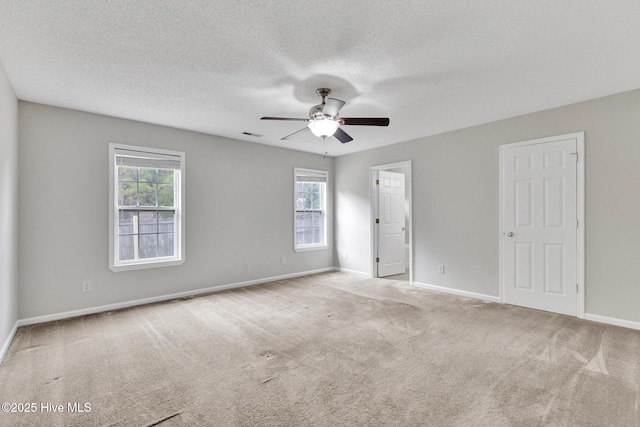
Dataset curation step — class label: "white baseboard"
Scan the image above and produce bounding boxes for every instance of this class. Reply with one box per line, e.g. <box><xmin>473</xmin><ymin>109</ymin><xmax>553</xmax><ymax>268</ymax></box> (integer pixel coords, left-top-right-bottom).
<box><xmin>411</xmin><ymin>283</ymin><xmax>640</xmax><ymax>331</ymax></box>
<box><xmin>17</xmin><ymin>267</ymin><xmax>335</xmax><ymax>327</ymax></box>
<box><xmin>0</xmin><ymin>321</ymin><xmax>19</xmax><ymax>367</ymax></box>
<box><xmin>334</xmin><ymin>267</ymin><xmax>370</xmax><ymax>277</ymax></box>
<box><xmin>584</xmin><ymin>313</ymin><xmax>640</xmax><ymax>331</ymax></box>
<box><xmin>412</xmin><ymin>281</ymin><xmax>501</xmax><ymax>303</ymax></box>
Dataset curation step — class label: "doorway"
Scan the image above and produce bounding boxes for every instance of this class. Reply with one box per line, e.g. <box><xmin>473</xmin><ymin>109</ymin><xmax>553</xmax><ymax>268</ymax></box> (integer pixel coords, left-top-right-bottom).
<box><xmin>499</xmin><ymin>132</ymin><xmax>585</xmax><ymax>317</ymax></box>
<box><xmin>370</xmin><ymin>161</ymin><xmax>412</xmax><ymax>283</ymax></box>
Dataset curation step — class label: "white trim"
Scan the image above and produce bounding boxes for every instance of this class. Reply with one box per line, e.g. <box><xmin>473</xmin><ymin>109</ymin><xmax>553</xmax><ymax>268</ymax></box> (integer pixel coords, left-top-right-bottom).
<box><xmin>108</xmin><ymin>143</ymin><xmax>186</xmax><ymax>272</ymax></box>
<box><xmin>370</xmin><ymin>161</ymin><xmax>413</xmax><ymax>284</ymax></box>
<box><xmin>498</xmin><ymin>132</ymin><xmax>585</xmax><ymax>318</ymax></box>
<box><xmin>16</xmin><ymin>268</ymin><xmax>334</xmax><ymax>327</ymax></box>
<box><xmin>294</xmin><ymin>244</ymin><xmax>328</xmax><ymax>253</ymax></box>
<box><xmin>110</xmin><ymin>257</ymin><xmax>185</xmax><ymax>272</ymax></box>
<box><xmin>371</xmin><ymin>161</ymin><xmax>411</xmax><ymax>170</ymax></box>
<box><xmin>334</xmin><ymin>267</ymin><xmax>370</xmax><ymax>277</ymax></box>
<box><xmin>576</xmin><ymin>134</ymin><xmax>585</xmax><ymax>318</ymax></box>
<box><xmin>584</xmin><ymin>313</ymin><xmax>640</xmax><ymax>331</ymax></box>
<box><xmin>412</xmin><ymin>282</ymin><xmax>501</xmax><ymax>303</ymax></box>
<box><xmin>412</xmin><ymin>283</ymin><xmax>640</xmax><ymax>332</ymax></box>
<box><xmin>498</xmin><ymin>147</ymin><xmax>505</xmax><ymax>304</ymax></box>
<box><xmin>0</xmin><ymin>322</ymin><xmax>19</xmax><ymax>367</ymax></box>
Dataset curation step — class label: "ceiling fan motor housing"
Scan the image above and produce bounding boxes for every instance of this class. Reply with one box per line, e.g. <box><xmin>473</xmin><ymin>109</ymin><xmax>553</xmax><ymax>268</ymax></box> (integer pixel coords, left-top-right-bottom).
<box><xmin>309</xmin><ymin>104</ymin><xmax>335</xmax><ymax>121</ymax></box>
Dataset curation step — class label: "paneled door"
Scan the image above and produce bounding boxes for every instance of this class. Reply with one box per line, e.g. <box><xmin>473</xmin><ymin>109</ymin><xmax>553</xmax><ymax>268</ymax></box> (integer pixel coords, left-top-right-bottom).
<box><xmin>377</xmin><ymin>171</ymin><xmax>406</xmax><ymax>277</ymax></box>
<box><xmin>501</xmin><ymin>136</ymin><xmax>579</xmax><ymax>315</ymax></box>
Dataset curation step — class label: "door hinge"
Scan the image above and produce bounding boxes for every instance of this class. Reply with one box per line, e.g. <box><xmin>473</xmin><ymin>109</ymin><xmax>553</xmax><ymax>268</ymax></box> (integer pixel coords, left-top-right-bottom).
<box><xmin>375</xmin><ymin>218</ymin><xmax>380</xmax><ymax>224</ymax></box>
<box><xmin>375</xmin><ymin>179</ymin><xmax>379</xmax><ymax>185</ymax></box>
<box><xmin>576</xmin><ymin>283</ymin><xmax>579</xmax><ymax>293</ymax></box>
<box><xmin>576</xmin><ymin>218</ymin><xmax>578</xmax><ymax>228</ymax></box>
<box><xmin>376</xmin><ymin>257</ymin><xmax>380</xmax><ymax>263</ymax></box>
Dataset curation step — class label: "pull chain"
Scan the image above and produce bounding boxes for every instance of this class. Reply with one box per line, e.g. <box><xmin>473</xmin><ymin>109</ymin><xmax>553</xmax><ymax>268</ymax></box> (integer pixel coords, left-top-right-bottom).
<box><xmin>323</xmin><ymin>136</ymin><xmax>327</xmax><ymax>158</ymax></box>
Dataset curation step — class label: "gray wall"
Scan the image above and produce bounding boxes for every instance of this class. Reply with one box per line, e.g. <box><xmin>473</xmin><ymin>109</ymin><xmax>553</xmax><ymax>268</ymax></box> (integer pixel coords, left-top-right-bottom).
<box><xmin>335</xmin><ymin>88</ymin><xmax>640</xmax><ymax>323</ymax></box>
<box><xmin>0</xmin><ymin>62</ymin><xmax>18</xmax><ymax>350</ymax></box>
<box><xmin>18</xmin><ymin>102</ymin><xmax>334</xmax><ymax>319</ymax></box>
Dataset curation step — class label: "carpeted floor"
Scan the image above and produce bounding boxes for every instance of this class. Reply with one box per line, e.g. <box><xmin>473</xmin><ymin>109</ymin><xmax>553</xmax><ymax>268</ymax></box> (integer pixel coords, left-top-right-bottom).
<box><xmin>1</xmin><ymin>271</ymin><xmax>639</xmax><ymax>426</ymax></box>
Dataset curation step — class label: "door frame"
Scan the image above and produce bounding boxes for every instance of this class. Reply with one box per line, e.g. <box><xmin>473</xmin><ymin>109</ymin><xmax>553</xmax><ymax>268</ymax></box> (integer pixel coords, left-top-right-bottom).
<box><xmin>370</xmin><ymin>161</ymin><xmax>413</xmax><ymax>284</ymax></box>
<box><xmin>499</xmin><ymin>132</ymin><xmax>585</xmax><ymax>318</ymax></box>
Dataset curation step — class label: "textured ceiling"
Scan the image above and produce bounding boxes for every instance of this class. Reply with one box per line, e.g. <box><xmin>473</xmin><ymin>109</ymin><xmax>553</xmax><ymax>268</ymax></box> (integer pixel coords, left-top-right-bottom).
<box><xmin>1</xmin><ymin>1</ymin><xmax>639</xmax><ymax>156</ymax></box>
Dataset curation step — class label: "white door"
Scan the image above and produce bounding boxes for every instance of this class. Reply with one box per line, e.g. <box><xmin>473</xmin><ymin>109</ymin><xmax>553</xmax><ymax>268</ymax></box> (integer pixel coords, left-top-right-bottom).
<box><xmin>502</xmin><ymin>137</ymin><xmax>578</xmax><ymax>315</ymax></box>
<box><xmin>377</xmin><ymin>171</ymin><xmax>405</xmax><ymax>277</ymax></box>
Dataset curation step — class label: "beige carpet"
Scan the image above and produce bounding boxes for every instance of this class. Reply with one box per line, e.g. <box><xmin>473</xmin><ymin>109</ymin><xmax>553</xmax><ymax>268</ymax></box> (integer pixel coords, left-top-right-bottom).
<box><xmin>1</xmin><ymin>271</ymin><xmax>639</xmax><ymax>426</ymax></box>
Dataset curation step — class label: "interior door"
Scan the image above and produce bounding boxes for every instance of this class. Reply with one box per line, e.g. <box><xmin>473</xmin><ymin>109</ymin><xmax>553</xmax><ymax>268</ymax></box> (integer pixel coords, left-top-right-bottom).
<box><xmin>377</xmin><ymin>171</ymin><xmax>405</xmax><ymax>277</ymax></box>
<box><xmin>502</xmin><ymin>137</ymin><xmax>577</xmax><ymax>315</ymax></box>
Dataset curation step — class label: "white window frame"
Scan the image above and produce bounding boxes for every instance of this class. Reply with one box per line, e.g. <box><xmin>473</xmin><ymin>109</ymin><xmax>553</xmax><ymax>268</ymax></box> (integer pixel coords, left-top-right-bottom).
<box><xmin>294</xmin><ymin>167</ymin><xmax>328</xmax><ymax>252</ymax></box>
<box><xmin>109</xmin><ymin>143</ymin><xmax>185</xmax><ymax>272</ymax></box>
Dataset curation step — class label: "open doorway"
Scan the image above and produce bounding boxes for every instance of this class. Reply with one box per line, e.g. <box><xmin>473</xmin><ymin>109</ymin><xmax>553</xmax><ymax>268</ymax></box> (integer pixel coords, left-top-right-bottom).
<box><xmin>370</xmin><ymin>161</ymin><xmax>412</xmax><ymax>284</ymax></box>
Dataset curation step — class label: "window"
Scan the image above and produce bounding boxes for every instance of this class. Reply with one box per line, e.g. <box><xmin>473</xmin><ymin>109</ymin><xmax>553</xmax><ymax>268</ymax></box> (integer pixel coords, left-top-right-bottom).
<box><xmin>294</xmin><ymin>168</ymin><xmax>328</xmax><ymax>251</ymax></box>
<box><xmin>109</xmin><ymin>144</ymin><xmax>185</xmax><ymax>271</ymax></box>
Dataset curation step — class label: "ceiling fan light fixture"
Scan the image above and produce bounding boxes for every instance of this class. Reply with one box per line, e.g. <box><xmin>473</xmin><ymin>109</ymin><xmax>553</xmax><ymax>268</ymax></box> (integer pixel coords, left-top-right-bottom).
<box><xmin>308</xmin><ymin>119</ymin><xmax>339</xmax><ymax>138</ymax></box>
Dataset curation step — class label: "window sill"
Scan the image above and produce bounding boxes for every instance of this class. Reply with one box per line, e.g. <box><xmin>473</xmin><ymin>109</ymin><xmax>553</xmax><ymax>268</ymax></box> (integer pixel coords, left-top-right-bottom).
<box><xmin>109</xmin><ymin>257</ymin><xmax>184</xmax><ymax>272</ymax></box>
<box><xmin>294</xmin><ymin>244</ymin><xmax>328</xmax><ymax>253</ymax></box>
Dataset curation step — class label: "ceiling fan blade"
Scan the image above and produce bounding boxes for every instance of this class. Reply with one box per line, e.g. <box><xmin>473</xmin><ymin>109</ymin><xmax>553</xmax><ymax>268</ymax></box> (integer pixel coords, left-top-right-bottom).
<box><xmin>323</xmin><ymin>98</ymin><xmax>345</xmax><ymax>118</ymax></box>
<box><xmin>333</xmin><ymin>127</ymin><xmax>353</xmax><ymax>143</ymax></box>
<box><xmin>340</xmin><ymin>117</ymin><xmax>390</xmax><ymax>126</ymax></box>
<box><xmin>261</xmin><ymin>117</ymin><xmax>309</xmax><ymax>121</ymax></box>
<box><xmin>281</xmin><ymin>127</ymin><xmax>311</xmax><ymax>140</ymax></box>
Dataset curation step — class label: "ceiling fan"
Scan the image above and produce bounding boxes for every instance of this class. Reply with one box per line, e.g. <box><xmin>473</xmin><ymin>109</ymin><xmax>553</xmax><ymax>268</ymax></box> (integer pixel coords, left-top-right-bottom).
<box><xmin>261</xmin><ymin>88</ymin><xmax>389</xmax><ymax>143</ymax></box>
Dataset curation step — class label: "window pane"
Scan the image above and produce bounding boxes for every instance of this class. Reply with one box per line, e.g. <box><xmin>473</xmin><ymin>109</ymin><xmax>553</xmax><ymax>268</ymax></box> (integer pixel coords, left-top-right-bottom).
<box><xmin>119</xmin><ymin>235</ymin><xmax>134</xmax><ymax>261</ymax></box>
<box><xmin>312</xmin><ymin>228</ymin><xmax>321</xmax><ymax>244</ymax></box>
<box><xmin>304</xmin><ymin>192</ymin><xmax>313</xmax><ymax>209</ymax></box>
<box><xmin>158</xmin><ymin>211</ymin><xmax>175</xmax><ymax>232</ymax></box>
<box><xmin>118</xmin><ymin>183</ymin><xmax>137</xmax><ymax>207</ymax></box>
<box><xmin>139</xmin><ymin>211</ymin><xmax>157</xmax><ymax>234</ymax></box>
<box><xmin>118</xmin><ymin>210</ymin><xmax>135</xmax><ymax>235</ymax></box>
<box><xmin>158</xmin><ymin>184</ymin><xmax>174</xmax><ymax>207</ymax></box>
<box><xmin>313</xmin><ymin>212</ymin><xmax>322</xmax><ymax>227</ymax></box>
<box><xmin>139</xmin><ymin>168</ymin><xmax>157</xmax><ymax>183</ymax></box>
<box><xmin>312</xmin><ymin>191</ymin><xmax>321</xmax><ymax>210</ymax></box>
<box><xmin>158</xmin><ymin>169</ymin><xmax>174</xmax><ymax>184</ymax></box>
<box><xmin>138</xmin><ymin>183</ymin><xmax>157</xmax><ymax>207</ymax></box>
<box><xmin>119</xmin><ymin>166</ymin><xmax>137</xmax><ymax>181</ymax></box>
<box><xmin>303</xmin><ymin>228</ymin><xmax>313</xmax><ymax>245</ymax></box>
<box><xmin>158</xmin><ymin>233</ymin><xmax>174</xmax><ymax>257</ymax></box>
<box><xmin>138</xmin><ymin>234</ymin><xmax>158</xmax><ymax>259</ymax></box>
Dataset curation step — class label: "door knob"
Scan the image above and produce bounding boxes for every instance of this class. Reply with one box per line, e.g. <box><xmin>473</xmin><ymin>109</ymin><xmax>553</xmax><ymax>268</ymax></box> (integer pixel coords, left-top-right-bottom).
<box><xmin>506</xmin><ymin>232</ymin><xmax>513</xmax><ymax>237</ymax></box>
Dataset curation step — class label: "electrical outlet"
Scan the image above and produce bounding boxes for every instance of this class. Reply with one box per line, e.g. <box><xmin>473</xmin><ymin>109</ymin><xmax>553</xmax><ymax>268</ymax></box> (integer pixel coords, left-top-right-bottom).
<box><xmin>82</xmin><ymin>281</ymin><xmax>92</xmax><ymax>292</ymax></box>
<box><xmin>244</xmin><ymin>261</ymin><xmax>250</xmax><ymax>270</ymax></box>
<box><xmin>281</xmin><ymin>257</ymin><xmax>286</xmax><ymax>265</ymax></box>
<box><xmin>438</xmin><ymin>264</ymin><xmax>445</xmax><ymax>274</ymax></box>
